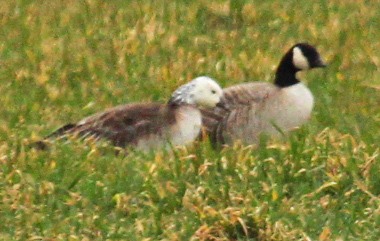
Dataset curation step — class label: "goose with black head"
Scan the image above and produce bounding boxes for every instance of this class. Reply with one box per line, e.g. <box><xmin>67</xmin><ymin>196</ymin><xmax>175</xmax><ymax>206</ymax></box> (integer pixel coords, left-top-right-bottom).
<box><xmin>202</xmin><ymin>43</ymin><xmax>326</xmax><ymax>146</ymax></box>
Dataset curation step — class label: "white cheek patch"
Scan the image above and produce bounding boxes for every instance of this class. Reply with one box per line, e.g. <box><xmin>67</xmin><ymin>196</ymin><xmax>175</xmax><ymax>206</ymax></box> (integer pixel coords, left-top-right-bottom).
<box><xmin>293</xmin><ymin>47</ymin><xmax>309</xmax><ymax>70</ymax></box>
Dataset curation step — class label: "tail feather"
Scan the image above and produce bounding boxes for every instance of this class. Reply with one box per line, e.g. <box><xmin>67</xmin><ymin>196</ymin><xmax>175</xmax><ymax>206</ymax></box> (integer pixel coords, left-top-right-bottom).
<box><xmin>45</xmin><ymin>124</ymin><xmax>77</xmax><ymax>138</ymax></box>
<box><xmin>30</xmin><ymin>123</ymin><xmax>77</xmax><ymax>150</ymax></box>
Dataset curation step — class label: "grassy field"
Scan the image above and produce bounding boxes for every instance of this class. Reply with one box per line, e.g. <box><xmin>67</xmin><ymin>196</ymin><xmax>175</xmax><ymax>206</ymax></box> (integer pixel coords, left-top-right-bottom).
<box><xmin>1</xmin><ymin>0</ymin><xmax>379</xmax><ymax>240</ymax></box>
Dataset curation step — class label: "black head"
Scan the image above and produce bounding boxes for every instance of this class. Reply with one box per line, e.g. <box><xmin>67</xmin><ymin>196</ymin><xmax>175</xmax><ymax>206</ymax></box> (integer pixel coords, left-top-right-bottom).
<box><xmin>291</xmin><ymin>43</ymin><xmax>326</xmax><ymax>70</ymax></box>
<box><xmin>275</xmin><ymin>43</ymin><xmax>327</xmax><ymax>87</ymax></box>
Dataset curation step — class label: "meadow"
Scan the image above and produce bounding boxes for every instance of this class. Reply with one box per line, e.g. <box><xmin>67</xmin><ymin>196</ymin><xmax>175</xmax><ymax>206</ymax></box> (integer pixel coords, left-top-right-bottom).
<box><xmin>0</xmin><ymin>0</ymin><xmax>379</xmax><ymax>240</ymax></box>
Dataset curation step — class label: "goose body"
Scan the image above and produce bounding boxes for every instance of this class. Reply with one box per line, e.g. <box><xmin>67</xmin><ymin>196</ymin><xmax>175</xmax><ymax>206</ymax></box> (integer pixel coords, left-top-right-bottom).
<box><xmin>202</xmin><ymin>43</ymin><xmax>326</xmax><ymax>146</ymax></box>
<box><xmin>35</xmin><ymin>76</ymin><xmax>224</xmax><ymax>151</ymax></box>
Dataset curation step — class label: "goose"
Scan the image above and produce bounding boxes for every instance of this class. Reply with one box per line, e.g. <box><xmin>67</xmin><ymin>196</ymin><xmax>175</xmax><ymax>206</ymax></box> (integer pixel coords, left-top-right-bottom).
<box><xmin>201</xmin><ymin>43</ymin><xmax>326</xmax><ymax>146</ymax></box>
<box><xmin>34</xmin><ymin>76</ymin><xmax>225</xmax><ymax>151</ymax></box>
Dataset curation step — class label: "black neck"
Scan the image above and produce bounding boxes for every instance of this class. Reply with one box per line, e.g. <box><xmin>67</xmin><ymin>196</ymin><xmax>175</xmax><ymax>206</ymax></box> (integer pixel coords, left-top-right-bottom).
<box><xmin>274</xmin><ymin>51</ymin><xmax>300</xmax><ymax>88</ymax></box>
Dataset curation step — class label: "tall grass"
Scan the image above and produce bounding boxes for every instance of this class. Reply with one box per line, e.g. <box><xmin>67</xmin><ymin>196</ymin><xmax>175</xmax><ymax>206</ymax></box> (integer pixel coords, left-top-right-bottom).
<box><xmin>0</xmin><ymin>0</ymin><xmax>379</xmax><ymax>240</ymax></box>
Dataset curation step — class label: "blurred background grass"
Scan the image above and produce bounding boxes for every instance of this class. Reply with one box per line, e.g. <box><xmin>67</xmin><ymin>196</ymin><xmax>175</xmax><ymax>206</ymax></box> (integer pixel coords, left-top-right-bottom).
<box><xmin>0</xmin><ymin>0</ymin><xmax>379</xmax><ymax>240</ymax></box>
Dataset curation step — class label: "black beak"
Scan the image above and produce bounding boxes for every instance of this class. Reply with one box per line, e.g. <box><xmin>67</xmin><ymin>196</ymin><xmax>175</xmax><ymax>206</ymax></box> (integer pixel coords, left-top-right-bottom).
<box><xmin>314</xmin><ymin>58</ymin><xmax>327</xmax><ymax>68</ymax></box>
<box><xmin>216</xmin><ymin>97</ymin><xmax>230</xmax><ymax>111</ymax></box>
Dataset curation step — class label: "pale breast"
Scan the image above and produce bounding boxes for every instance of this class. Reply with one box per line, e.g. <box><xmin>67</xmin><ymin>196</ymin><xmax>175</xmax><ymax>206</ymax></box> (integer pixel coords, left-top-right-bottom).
<box><xmin>263</xmin><ymin>83</ymin><xmax>314</xmax><ymax>133</ymax></box>
<box><xmin>135</xmin><ymin>106</ymin><xmax>202</xmax><ymax>151</ymax></box>
<box><xmin>170</xmin><ymin>106</ymin><xmax>202</xmax><ymax>146</ymax></box>
<box><xmin>223</xmin><ymin>82</ymin><xmax>314</xmax><ymax>144</ymax></box>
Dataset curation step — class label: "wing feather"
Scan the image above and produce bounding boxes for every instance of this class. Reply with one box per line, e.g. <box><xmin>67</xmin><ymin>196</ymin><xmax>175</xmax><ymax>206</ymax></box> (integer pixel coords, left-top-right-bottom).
<box><xmin>201</xmin><ymin>82</ymin><xmax>279</xmax><ymax>145</ymax></box>
<box><xmin>37</xmin><ymin>103</ymin><xmax>171</xmax><ymax>148</ymax></box>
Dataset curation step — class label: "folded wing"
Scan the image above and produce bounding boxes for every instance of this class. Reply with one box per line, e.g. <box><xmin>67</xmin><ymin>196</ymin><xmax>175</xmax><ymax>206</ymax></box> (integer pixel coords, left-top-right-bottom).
<box><xmin>201</xmin><ymin>82</ymin><xmax>278</xmax><ymax>145</ymax></box>
<box><xmin>38</xmin><ymin>103</ymin><xmax>170</xmax><ymax>148</ymax></box>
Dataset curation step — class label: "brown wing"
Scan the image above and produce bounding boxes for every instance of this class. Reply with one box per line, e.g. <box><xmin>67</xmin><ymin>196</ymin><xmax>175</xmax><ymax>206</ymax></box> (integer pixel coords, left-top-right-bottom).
<box><xmin>40</xmin><ymin>103</ymin><xmax>172</xmax><ymax>148</ymax></box>
<box><xmin>201</xmin><ymin>82</ymin><xmax>278</xmax><ymax>145</ymax></box>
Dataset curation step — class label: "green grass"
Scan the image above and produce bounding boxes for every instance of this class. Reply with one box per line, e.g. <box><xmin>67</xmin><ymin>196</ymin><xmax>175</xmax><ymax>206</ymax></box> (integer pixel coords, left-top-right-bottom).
<box><xmin>1</xmin><ymin>0</ymin><xmax>379</xmax><ymax>240</ymax></box>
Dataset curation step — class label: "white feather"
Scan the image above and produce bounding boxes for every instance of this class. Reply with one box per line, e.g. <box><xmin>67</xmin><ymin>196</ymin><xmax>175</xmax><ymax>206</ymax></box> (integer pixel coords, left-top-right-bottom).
<box><xmin>293</xmin><ymin>47</ymin><xmax>309</xmax><ymax>70</ymax></box>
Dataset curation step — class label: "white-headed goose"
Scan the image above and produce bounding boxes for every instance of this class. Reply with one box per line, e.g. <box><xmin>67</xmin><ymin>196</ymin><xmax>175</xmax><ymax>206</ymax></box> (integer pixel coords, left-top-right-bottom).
<box><xmin>35</xmin><ymin>76</ymin><xmax>225</xmax><ymax>151</ymax></box>
<box><xmin>202</xmin><ymin>43</ymin><xmax>326</xmax><ymax>146</ymax></box>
